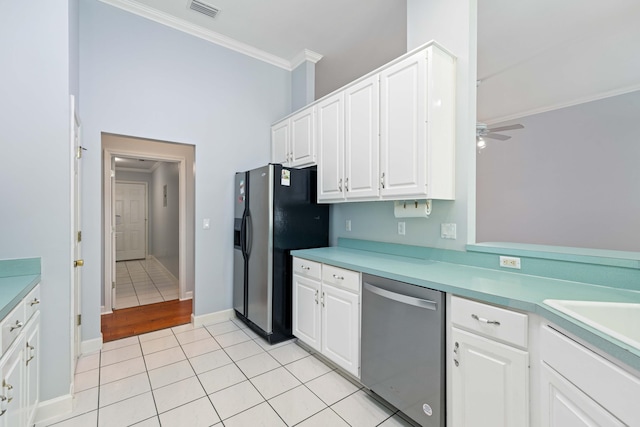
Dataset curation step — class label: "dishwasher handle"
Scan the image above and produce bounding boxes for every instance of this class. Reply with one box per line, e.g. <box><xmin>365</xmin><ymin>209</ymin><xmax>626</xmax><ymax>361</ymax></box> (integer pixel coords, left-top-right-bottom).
<box><xmin>364</xmin><ymin>283</ymin><xmax>438</xmax><ymax>311</ymax></box>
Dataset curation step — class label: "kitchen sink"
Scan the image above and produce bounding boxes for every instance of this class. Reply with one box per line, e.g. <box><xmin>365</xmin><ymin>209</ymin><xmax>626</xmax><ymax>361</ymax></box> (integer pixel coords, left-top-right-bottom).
<box><xmin>543</xmin><ymin>299</ymin><xmax>640</xmax><ymax>350</ymax></box>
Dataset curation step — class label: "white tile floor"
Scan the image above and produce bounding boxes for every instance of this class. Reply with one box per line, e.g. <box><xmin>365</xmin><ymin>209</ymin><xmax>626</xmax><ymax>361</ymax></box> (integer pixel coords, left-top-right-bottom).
<box><xmin>40</xmin><ymin>318</ymin><xmax>416</xmax><ymax>427</ymax></box>
<box><xmin>115</xmin><ymin>259</ymin><xmax>179</xmax><ymax>309</ymax></box>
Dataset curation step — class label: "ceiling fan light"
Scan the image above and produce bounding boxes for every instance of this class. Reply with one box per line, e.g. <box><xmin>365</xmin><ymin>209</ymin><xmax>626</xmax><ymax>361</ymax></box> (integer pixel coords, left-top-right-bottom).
<box><xmin>477</xmin><ymin>137</ymin><xmax>486</xmax><ymax>150</ymax></box>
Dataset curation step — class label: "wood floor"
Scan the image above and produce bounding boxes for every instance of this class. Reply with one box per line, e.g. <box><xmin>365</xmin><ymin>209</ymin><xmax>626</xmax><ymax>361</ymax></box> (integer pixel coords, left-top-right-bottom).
<box><xmin>101</xmin><ymin>299</ymin><xmax>192</xmax><ymax>342</ymax></box>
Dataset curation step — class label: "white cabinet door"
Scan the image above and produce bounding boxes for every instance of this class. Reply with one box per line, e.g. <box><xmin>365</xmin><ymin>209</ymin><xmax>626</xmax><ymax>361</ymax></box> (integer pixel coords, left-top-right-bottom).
<box><xmin>345</xmin><ymin>75</ymin><xmax>379</xmax><ymax>200</ymax></box>
<box><xmin>24</xmin><ymin>313</ymin><xmax>39</xmax><ymax>427</ymax></box>
<box><xmin>451</xmin><ymin>327</ymin><xmax>528</xmax><ymax>427</ymax></box>
<box><xmin>290</xmin><ymin>107</ymin><xmax>316</xmax><ymax>167</ymax></box>
<box><xmin>0</xmin><ymin>336</ymin><xmax>24</xmax><ymax>427</ymax></box>
<box><xmin>379</xmin><ymin>50</ymin><xmax>427</xmax><ymax>199</ymax></box>
<box><xmin>540</xmin><ymin>362</ymin><xmax>625</xmax><ymax>427</ymax></box>
<box><xmin>317</xmin><ymin>93</ymin><xmax>345</xmax><ymax>202</ymax></box>
<box><xmin>292</xmin><ymin>274</ymin><xmax>321</xmax><ymax>352</ymax></box>
<box><xmin>321</xmin><ymin>283</ymin><xmax>359</xmax><ymax>377</ymax></box>
<box><xmin>271</xmin><ymin>119</ymin><xmax>290</xmax><ymax>165</ymax></box>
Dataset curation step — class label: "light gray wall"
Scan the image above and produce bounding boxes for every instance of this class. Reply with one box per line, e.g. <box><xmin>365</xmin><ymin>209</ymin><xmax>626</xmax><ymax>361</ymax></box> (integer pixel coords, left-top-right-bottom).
<box><xmin>80</xmin><ymin>0</ymin><xmax>290</xmax><ymax>340</ymax></box>
<box><xmin>477</xmin><ymin>90</ymin><xmax>640</xmax><ymax>252</ymax></box>
<box><xmin>314</xmin><ymin>4</ymin><xmax>407</xmax><ymax>99</ymax></box>
<box><xmin>292</xmin><ymin>61</ymin><xmax>315</xmax><ymax>111</ymax></box>
<box><xmin>330</xmin><ymin>0</ymin><xmax>477</xmax><ymax>251</ymax></box>
<box><xmin>0</xmin><ymin>0</ymin><xmax>75</xmax><ymax>401</ymax></box>
<box><xmin>151</xmin><ymin>163</ymin><xmax>180</xmax><ymax>277</ymax></box>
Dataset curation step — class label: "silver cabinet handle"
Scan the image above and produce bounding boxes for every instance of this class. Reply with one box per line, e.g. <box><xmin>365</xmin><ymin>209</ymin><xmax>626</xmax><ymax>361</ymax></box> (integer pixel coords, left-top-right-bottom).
<box><xmin>300</xmin><ymin>265</ymin><xmax>310</xmax><ymax>270</ymax></box>
<box><xmin>332</xmin><ymin>274</ymin><xmax>344</xmax><ymax>280</ymax></box>
<box><xmin>345</xmin><ymin>177</ymin><xmax>349</xmax><ymax>192</ymax></box>
<box><xmin>30</xmin><ymin>298</ymin><xmax>40</xmax><ymax>306</ymax></box>
<box><xmin>314</xmin><ymin>290</ymin><xmax>319</xmax><ymax>304</ymax></box>
<box><xmin>9</xmin><ymin>320</ymin><xmax>23</xmax><ymax>332</ymax></box>
<box><xmin>26</xmin><ymin>343</ymin><xmax>35</xmax><ymax>365</ymax></box>
<box><xmin>338</xmin><ymin>178</ymin><xmax>343</xmax><ymax>192</ymax></box>
<box><xmin>321</xmin><ymin>292</ymin><xmax>325</xmax><ymax>307</ymax></box>
<box><xmin>471</xmin><ymin>314</ymin><xmax>501</xmax><ymax>326</ymax></box>
<box><xmin>380</xmin><ymin>172</ymin><xmax>385</xmax><ymax>189</ymax></box>
<box><xmin>0</xmin><ymin>395</ymin><xmax>6</xmax><ymax>416</ymax></box>
<box><xmin>453</xmin><ymin>342</ymin><xmax>459</xmax><ymax>367</ymax></box>
<box><xmin>4</xmin><ymin>382</ymin><xmax>13</xmax><ymax>403</ymax></box>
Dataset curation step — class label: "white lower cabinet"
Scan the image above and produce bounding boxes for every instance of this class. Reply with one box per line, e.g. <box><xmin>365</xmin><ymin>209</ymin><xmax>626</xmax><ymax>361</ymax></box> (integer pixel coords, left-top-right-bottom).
<box><xmin>450</xmin><ymin>296</ymin><xmax>529</xmax><ymax>427</ymax></box>
<box><xmin>292</xmin><ymin>257</ymin><xmax>360</xmax><ymax>378</ymax></box>
<box><xmin>0</xmin><ymin>284</ymin><xmax>40</xmax><ymax>427</ymax></box>
<box><xmin>539</xmin><ymin>324</ymin><xmax>640</xmax><ymax>426</ymax></box>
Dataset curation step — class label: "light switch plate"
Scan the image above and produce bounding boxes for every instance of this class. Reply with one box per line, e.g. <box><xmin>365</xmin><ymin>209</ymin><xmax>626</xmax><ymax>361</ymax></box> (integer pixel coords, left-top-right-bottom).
<box><xmin>398</xmin><ymin>222</ymin><xmax>406</xmax><ymax>235</ymax></box>
<box><xmin>203</xmin><ymin>218</ymin><xmax>210</xmax><ymax>230</ymax></box>
<box><xmin>346</xmin><ymin>219</ymin><xmax>352</xmax><ymax>231</ymax></box>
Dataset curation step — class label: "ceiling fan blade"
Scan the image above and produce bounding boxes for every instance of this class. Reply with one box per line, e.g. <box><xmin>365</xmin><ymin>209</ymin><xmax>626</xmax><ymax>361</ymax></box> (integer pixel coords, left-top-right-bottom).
<box><xmin>485</xmin><ymin>133</ymin><xmax>511</xmax><ymax>141</ymax></box>
<box><xmin>488</xmin><ymin>124</ymin><xmax>524</xmax><ymax>133</ymax></box>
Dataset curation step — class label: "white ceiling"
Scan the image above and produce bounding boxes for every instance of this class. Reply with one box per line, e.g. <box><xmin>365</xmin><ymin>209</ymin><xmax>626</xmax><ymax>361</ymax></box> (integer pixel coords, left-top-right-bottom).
<box><xmin>102</xmin><ymin>0</ymin><xmax>407</xmax><ymax>98</ymax></box>
<box><xmin>478</xmin><ymin>0</ymin><xmax>640</xmax><ymax>123</ymax></box>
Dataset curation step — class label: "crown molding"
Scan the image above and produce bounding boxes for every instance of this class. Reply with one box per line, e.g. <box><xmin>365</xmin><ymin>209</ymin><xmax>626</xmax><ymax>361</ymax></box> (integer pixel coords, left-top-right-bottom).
<box><xmin>291</xmin><ymin>49</ymin><xmax>324</xmax><ymax>69</ymax></box>
<box><xmin>100</xmin><ymin>0</ymin><xmax>293</xmax><ymax>70</ymax></box>
<box><xmin>484</xmin><ymin>83</ymin><xmax>640</xmax><ymax>125</ymax></box>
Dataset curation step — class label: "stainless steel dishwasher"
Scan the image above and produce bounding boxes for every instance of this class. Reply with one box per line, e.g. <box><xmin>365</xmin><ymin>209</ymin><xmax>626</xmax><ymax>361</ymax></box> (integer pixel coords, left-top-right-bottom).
<box><xmin>361</xmin><ymin>274</ymin><xmax>445</xmax><ymax>427</ymax></box>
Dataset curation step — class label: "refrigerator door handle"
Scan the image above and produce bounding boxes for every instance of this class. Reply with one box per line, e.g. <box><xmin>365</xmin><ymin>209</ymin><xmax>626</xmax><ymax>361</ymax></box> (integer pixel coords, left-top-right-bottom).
<box><xmin>240</xmin><ymin>213</ymin><xmax>247</xmax><ymax>255</ymax></box>
<box><xmin>246</xmin><ymin>213</ymin><xmax>253</xmax><ymax>256</ymax></box>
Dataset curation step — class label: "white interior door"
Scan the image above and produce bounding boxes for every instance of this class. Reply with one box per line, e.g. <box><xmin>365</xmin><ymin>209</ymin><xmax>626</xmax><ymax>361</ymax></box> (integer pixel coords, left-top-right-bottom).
<box><xmin>115</xmin><ymin>182</ymin><xmax>147</xmax><ymax>261</ymax></box>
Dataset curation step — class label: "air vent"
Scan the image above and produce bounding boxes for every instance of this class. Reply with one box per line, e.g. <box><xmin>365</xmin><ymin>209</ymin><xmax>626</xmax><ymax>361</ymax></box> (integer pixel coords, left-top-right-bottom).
<box><xmin>188</xmin><ymin>0</ymin><xmax>220</xmax><ymax>19</ymax></box>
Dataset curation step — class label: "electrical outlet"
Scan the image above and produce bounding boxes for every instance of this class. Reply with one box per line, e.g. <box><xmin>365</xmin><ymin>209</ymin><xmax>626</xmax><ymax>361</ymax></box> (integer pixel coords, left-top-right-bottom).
<box><xmin>499</xmin><ymin>256</ymin><xmax>521</xmax><ymax>269</ymax></box>
<box><xmin>440</xmin><ymin>223</ymin><xmax>457</xmax><ymax>239</ymax></box>
<box><xmin>397</xmin><ymin>222</ymin><xmax>406</xmax><ymax>235</ymax></box>
<box><xmin>346</xmin><ymin>219</ymin><xmax>352</xmax><ymax>231</ymax></box>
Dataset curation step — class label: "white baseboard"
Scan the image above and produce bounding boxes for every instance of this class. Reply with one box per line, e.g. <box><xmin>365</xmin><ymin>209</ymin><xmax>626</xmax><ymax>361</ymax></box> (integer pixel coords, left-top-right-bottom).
<box><xmin>180</xmin><ymin>291</ymin><xmax>193</xmax><ymax>301</ymax></box>
<box><xmin>80</xmin><ymin>335</ymin><xmax>103</xmax><ymax>354</ymax></box>
<box><xmin>35</xmin><ymin>393</ymin><xmax>73</xmax><ymax>424</ymax></box>
<box><xmin>192</xmin><ymin>309</ymin><xmax>235</xmax><ymax>327</ymax></box>
<box><xmin>101</xmin><ymin>305</ymin><xmax>112</xmax><ymax>315</ymax></box>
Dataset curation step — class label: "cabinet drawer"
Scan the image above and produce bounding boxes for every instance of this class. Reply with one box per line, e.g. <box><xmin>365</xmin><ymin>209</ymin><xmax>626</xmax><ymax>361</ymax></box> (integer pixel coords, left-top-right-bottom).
<box><xmin>292</xmin><ymin>257</ymin><xmax>321</xmax><ymax>280</ymax></box>
<box><xmin>24</xmin><ymin>284</ymin><xmax>41</xmax><ymax>321</ymax></box>
<box><xmin>451</xmin><ymin>296</ymin><xmax>528</xmax><ymax>348</ymax></box>
<box><xmin>322</xmin><ymin>265</ymin><xmax>360</xmax><ymax>294</ymax></box>
<box><xmin>1</xmin><ymin>302</ymin><xmax>26</xmax><ymax>354</ymax></box>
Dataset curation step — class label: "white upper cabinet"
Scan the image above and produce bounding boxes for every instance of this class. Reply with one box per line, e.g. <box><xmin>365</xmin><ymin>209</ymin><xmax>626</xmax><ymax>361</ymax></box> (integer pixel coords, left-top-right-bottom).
<box><xmin>271</xmin><ymin>105</ymin><xmax>317</xmax><ymax>168</ymax></box>
<box><xmin>344</xmin><ymin>75</ymin><xmax>380</xmax><ymax>200</ymax></box>
<box><xmin>380</xmin><ymin>46</ymin><xmax>455</xmax><ymax>200</ymax></box>
<box><xmin>271</xmin><ymin>120</ymin><xmax>289</xmax><ymax>165</ymax></box>
<box><xmin>317</xmin><ymin>93</ymin><xmax>345</xmax><ymax>202</ymax></box>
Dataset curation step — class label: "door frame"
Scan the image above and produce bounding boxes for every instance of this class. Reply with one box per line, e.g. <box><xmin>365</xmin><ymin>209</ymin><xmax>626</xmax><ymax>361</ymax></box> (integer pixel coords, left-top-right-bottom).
<box><xmin>114</xmin><ymin>180</ymin><xmax>149</xmax><ymax>262</ymax></box>
<box><xmin>103</xmin><ymin>148</ymin><xmax>188</xmax><ymax>313</ymax></box>
<box><xmin>70</xmin><ymin>95</ymin><xmax>82</xmax><ymax>384</ymax></box>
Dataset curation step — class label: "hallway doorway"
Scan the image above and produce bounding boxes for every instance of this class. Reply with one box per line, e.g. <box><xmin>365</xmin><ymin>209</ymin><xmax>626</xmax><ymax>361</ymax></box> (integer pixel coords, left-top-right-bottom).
<box><xmin>102</xmin><ymin>134</ymin><xmax>195</xmax><ymax>335</ymax></box>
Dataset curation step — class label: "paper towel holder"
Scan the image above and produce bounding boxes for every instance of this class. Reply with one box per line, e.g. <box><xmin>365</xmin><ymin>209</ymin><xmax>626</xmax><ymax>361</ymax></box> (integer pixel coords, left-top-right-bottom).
<box><xmin>393</xmin><ymin>200</ymin><xmax>432</xmax><ymax>218</ymax></box>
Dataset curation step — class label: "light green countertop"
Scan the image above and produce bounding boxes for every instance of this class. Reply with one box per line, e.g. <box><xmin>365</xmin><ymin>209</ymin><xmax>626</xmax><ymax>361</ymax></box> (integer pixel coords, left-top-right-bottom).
<box><xmin>0</xmin><ymin>258</ymin><xmax>41</xmax><ymax>321</ymax></box>
<box><xmin>292</xmin><ymin>246</ymin><xmax>640</xmax><ymax>372</ymax></box>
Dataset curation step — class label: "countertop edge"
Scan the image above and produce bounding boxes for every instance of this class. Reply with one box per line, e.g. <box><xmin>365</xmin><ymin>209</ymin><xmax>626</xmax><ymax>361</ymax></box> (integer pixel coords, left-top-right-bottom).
<box><xmin>292</xmin><ymin>247</ymin><xmax>640</xmax><ymax>374</ymax></box>
<box><xmin>0</xmin><ymin>275</ymin><xmax>41</xmax><ymax>321</ymax></box>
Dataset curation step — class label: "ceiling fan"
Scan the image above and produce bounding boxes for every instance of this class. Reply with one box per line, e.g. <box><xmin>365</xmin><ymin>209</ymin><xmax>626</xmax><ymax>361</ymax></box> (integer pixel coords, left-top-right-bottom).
<box><xmin>476</xmin><ymin>123</ymin><xmax>524</xmax><ymax>150</ymax></box>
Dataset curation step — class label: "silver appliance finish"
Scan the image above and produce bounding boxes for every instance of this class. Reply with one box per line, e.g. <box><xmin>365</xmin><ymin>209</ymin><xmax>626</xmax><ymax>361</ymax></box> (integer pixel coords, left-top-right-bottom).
<box><xmin>245</xmin><ymin>165</ymin><xmax>274</xmax><ymax>334</ymax></box>
<box><xmin>232</xmin><ymin>173</ymin><xmax>246</xmax><ymax>315</ymax></box>
<box><xmin>361</xmin><ymin>274</ymin><xmax>445</xmax><ymax>427</ymax></box>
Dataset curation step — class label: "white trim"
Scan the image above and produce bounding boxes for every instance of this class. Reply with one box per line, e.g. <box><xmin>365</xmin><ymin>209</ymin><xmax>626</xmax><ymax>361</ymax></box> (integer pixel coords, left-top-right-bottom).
<box><xmin>114</xmin><ymin>166</ymin><xmax>154</xmax><ymax>174</ymax></box>
<box><xmin>35</xmin><ymin>394</ymin><xmax>73</xmax><ymax>425</ymax></box>
<box><xmin>484</xmin><ymin>83</ymin><xmax>640</xmax><ymax>125</ymax></box>
<box><xmin>192</xmin><ymin>309</ymin><xmax>235</xmax><ymax>327</ymax></box>
<box><xmin>291</xmin><ymin>49</ymin><xmax>324</xmax><ymax>69</ymax></box>
<box><xmin>80</xmin><ymin>336</ymin><xmax>103</xmax><ymax>355</ymax></box>
<box><xmin>101</xmin><ymin>305</ymin><xmax>113</xmax><ymax>315</ymax></box>
<box><xmin>181</xmin><ymin>291</ymin><xmax>193</xmax><ymax>301</ymax></box>
<box><xmin>99</xmin><ymin>0</ymin><xmax>293</xmax><ymax>70</ymax></box>
<box><xmin>104</xmin><ymin>147</ymin><xmax>190</xmax><ymax>311</ymax></box>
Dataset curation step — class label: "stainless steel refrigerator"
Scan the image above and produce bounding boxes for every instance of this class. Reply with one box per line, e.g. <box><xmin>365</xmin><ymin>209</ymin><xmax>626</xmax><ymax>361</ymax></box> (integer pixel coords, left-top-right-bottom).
<box><xmin>233</xmin><ymin>164</ymin><xmax>329</xmax><ymax>344</ymax></box>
